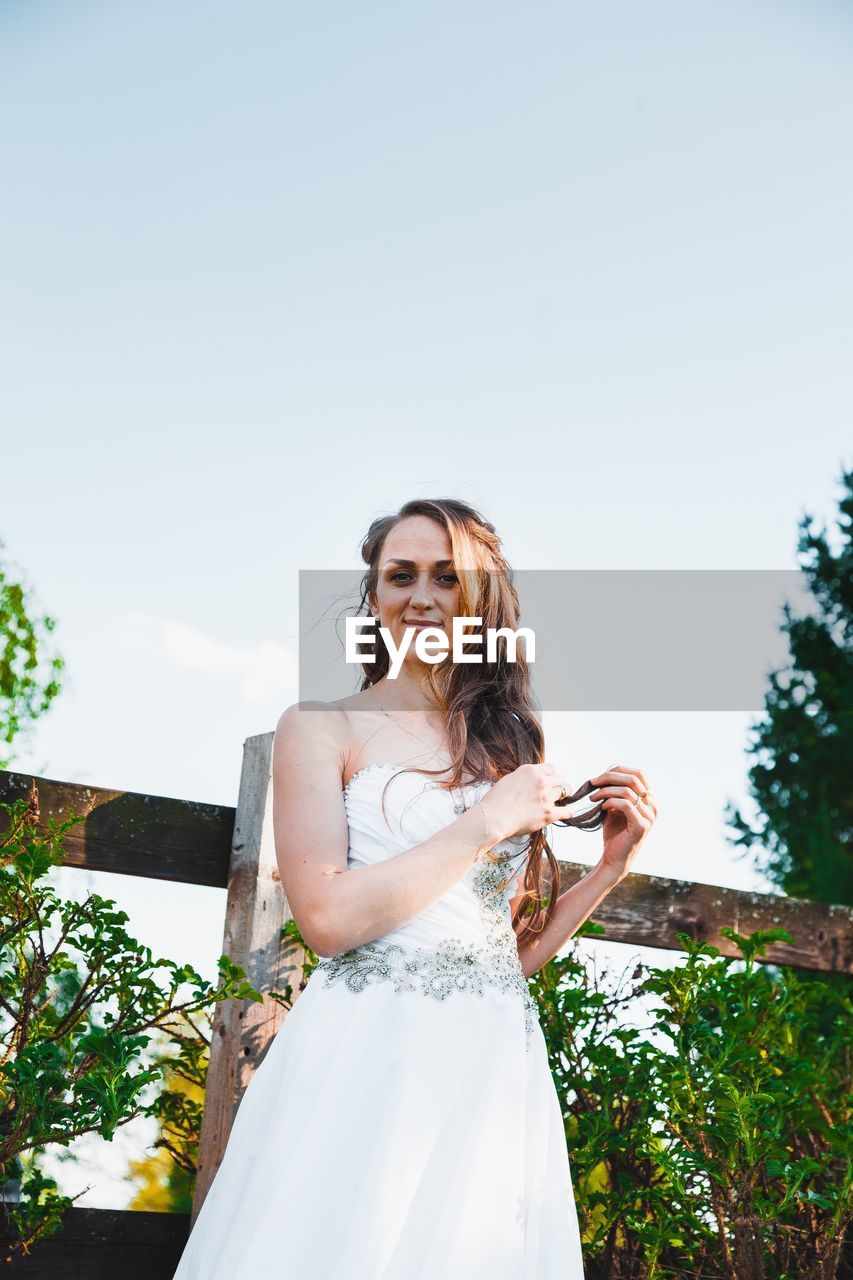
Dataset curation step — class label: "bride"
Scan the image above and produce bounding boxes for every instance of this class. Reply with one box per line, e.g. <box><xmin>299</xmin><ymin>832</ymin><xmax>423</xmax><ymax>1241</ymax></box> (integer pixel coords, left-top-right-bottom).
<box><xmin>172</xmin><ymin>496</ymin><xmax>656</xmax><ymax>1279</ymax></box>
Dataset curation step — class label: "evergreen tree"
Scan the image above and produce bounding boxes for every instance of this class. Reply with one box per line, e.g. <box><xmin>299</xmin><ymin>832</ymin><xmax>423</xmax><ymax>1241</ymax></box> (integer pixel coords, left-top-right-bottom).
<box><xmin>724</xmin><ymin>466</ymin><xmax>852</xmax><ymax>906</ymax></box>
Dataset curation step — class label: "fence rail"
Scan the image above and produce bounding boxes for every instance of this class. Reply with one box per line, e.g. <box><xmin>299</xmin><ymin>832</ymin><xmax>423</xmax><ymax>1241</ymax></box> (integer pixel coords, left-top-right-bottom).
<box><xmin>2</xmin><ymin>750</ymin><xmax>849</xmax><ymax>973</ymax></box>
<box><xmin>2</xmin><ymin>732</ymin><xmax>851</xmax><ymax>1275</ymax></box>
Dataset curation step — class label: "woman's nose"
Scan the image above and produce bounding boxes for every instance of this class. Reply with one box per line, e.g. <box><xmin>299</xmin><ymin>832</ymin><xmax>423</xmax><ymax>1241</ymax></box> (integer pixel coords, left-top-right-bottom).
<box><xmin>409</xmin><ymin>579</ymin><xmax>434</xmax><ymax>606</ymax></box>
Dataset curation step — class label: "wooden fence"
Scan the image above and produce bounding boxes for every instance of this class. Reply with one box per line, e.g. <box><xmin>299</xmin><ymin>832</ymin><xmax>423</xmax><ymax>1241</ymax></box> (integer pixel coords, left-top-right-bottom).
<box><xmin>1</xmin><ymin>731</ymin><xmax>851</xmax><ymax>1275</ymax></box>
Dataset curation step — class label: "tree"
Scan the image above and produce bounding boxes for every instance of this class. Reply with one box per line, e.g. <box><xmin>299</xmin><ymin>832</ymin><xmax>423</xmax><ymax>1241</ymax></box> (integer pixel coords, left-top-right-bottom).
<box><xmin>724</xmin><ymin>466</ymin><xmax>852</xmax><ymax>906</ymax></box>
<box><xmin>0</xmin><ymin>538</ymin><xmax>64</xmax><ymax>771</ymax></box>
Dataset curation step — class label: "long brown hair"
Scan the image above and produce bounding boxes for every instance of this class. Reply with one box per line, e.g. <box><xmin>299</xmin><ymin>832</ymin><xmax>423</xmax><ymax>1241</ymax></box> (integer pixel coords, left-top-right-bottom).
<box><xmin>352</xmin><ymin>496</ymin><xmax>604</xmax><ymax>951</ymax></box>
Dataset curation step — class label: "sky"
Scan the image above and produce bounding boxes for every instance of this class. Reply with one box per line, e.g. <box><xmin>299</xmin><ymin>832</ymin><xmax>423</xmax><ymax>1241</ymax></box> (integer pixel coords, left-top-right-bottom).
<box><xmin>1</xmin><ymin>0</ymin><xmax>851</xmax><ymax>1210</ymax></box>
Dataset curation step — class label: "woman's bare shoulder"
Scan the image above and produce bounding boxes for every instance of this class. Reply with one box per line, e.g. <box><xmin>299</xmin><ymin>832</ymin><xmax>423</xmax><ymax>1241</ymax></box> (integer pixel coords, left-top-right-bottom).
<box><xmin>275</xmin><ymin>691</ymin><xmax>375</xmax><ymax>730</ymax></box>
<box><xmin>274</xmin><ymin>693</ymin><xmax>374</xmax><ymax>780</ymax></box>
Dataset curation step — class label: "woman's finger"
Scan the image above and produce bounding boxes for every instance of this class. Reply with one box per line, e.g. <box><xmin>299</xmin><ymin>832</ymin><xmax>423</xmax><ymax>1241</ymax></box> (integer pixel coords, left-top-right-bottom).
<box><xmin>589</xmin><ymin>775</ymin><xmax>649</xmax><ymax>804</ymax></box>
<box><xmin>600</xmin><ymin>795</ymin><xmax>654</xmax><ymax>830</ymax></box>
<box><xmin>593</xmin><ymin>764</ymin><xmax>652</xmax><ymax>793</ymax></box>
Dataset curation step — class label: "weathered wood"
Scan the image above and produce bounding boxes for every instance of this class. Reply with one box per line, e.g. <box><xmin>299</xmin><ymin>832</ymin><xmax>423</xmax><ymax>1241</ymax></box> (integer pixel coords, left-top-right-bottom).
<box><xmin>557</xmin><ymin>863</ymin><xmax>853</xmax><ymax>973</ymax></box>
<box><xmin>0</xmin><ymin>770</ymin><xmax>233</xmax><ymax>888</ymax></box>
<box><xmin>0</xmin><ymin>1207</ymin><xmax>189</xmax><ymax>1277</ymax></box>
<box><xmin>190</xmin><ymin>733</ymin><xmax>311</xmax><ymax>1228</ymax></box>
<box><xmin>1</xmin><ymin>762</ymin><xmax>850</xmax><ymax>973</ymax></box>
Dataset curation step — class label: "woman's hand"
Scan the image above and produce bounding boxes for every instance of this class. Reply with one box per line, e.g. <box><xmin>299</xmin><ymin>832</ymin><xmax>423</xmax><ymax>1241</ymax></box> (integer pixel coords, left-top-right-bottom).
<box><xmin>589</xmin><ymin>763</ymin><xmax>657</xmax><ymax>883</ymax></box>
<box><xmin>480</xmin><ymin>762</ymin><xmax>571</xmax><ymax>843</ymax></box>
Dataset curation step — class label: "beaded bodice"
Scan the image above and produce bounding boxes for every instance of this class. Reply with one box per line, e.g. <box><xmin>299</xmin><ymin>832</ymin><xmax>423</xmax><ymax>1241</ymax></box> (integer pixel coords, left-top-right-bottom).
<box><xmin>311</xmin><ymin>762</ymin><xmax>540</xmax><ymax>1049</ymax></box>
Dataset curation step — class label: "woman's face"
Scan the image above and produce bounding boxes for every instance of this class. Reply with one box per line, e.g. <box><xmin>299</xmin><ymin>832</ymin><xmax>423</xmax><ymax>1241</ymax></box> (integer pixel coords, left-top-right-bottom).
<box><xmin>370</xmin><ymin>516</ymin><xmax>462</xmax><ymax>670</ymax></box>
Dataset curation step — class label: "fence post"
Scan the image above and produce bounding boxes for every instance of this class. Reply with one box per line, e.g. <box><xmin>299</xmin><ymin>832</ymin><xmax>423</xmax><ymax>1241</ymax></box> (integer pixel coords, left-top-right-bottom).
<box><xmin>189</xmin><ymin>731</ymin><xmax>309</xmax><ymax>1226</ymax></box>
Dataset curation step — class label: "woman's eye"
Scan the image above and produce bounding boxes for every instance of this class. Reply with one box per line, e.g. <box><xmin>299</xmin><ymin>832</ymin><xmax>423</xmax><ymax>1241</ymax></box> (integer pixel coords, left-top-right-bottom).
<box><xmin>388</xmin><ymin>572</ymin><xmax>457</xmax><ymax>585</ymax></box>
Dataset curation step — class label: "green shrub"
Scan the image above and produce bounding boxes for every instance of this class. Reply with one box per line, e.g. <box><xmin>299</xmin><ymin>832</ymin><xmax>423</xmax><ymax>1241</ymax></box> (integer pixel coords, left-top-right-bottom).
<box><xmin>532</xmin><ymin>924</ymin><xmax>852</xmax><ymax>1280</ymax></box>
<box><xmin>0</xmin><ymin>787</ymin><xmax>262</xmax><ymax>1260</ymax></box>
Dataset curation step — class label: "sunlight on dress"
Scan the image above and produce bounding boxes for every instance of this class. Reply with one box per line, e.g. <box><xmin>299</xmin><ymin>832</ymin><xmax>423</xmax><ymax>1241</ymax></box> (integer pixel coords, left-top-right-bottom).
<box><xmin>172</xmin><ymin>762</ymin><xmax>585</xmax><ymax>1279</ymax></box>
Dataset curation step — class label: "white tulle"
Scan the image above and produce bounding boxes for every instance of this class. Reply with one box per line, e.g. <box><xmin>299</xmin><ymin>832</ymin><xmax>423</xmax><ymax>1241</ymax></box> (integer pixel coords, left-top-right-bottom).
<box><xmin>172</xmin><ymin>761</ymin><xmax>585</xmax><ymax>1279</ymax></box>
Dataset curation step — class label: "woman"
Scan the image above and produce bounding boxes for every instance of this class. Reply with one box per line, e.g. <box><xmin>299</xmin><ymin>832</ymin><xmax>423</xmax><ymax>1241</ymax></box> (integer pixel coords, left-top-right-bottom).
<box><xmin>172</xmin><ymin>497</ymin><xmax>657</xmax><ymax>1279</ymax></box>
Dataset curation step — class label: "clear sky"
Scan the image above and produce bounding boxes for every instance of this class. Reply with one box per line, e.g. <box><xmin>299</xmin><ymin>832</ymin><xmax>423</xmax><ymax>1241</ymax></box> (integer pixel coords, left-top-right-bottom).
<box><xmin>1</xmin><ymin>0</ymin><xmax>850</xmax><ymax>1209</ymax></box>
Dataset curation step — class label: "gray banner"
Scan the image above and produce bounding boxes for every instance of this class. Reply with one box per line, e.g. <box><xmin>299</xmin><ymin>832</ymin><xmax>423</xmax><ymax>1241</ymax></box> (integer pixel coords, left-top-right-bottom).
<box><xmin>298</xmin><ymin>569</ymin><xmax>813</xmax><ymax>711</ymax></box>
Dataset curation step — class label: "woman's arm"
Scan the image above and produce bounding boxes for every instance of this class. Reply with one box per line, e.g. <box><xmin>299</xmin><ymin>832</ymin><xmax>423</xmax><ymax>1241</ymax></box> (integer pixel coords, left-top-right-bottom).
<box><xmin>271</xmin><ymin>702</ymin><xmax>510</xmax><ymax>957</ymax></box>
<box><xmin>513</xmin><ymin>762</ymin><xmax>657</xmax><ymax>979</ymax></box>
<box><xmin>514</xmin><ymin>862</ymin><xmax>624</xmax><ymax>979</ymax></box>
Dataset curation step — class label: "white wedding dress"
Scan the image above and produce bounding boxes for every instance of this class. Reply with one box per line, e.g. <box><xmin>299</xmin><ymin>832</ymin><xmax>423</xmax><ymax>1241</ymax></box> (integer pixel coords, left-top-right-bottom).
<box><xmin>172</xmin><ymin>761</ymin><xmax>585</xmax><ymax>1279</ymax></box>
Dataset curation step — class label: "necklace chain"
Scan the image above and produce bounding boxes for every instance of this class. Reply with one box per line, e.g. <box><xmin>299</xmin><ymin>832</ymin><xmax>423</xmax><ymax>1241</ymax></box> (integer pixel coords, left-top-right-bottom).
<box><xmin>369</xmin><ymin>681</ymin><xmax>443</xmax><ymax>763</ymax></box>
<box><xmin>369</xmin><ymin>682</ymin><xmax>470</xmax><ymax>812</ymax></box>
<box><xmin>367</xmin><ymin>685</ymin><xmax>499</xmax><ymax>847</ymax></box>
